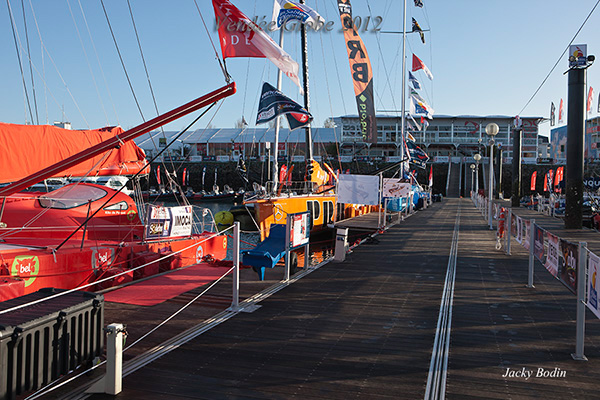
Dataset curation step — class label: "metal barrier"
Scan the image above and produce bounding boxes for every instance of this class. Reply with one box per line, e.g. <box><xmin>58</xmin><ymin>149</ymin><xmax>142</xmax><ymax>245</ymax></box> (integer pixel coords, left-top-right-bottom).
<box><xmin>0</xmin><ymin>289</ymin><xmax>104</xmax><ymax>400</ymax></box>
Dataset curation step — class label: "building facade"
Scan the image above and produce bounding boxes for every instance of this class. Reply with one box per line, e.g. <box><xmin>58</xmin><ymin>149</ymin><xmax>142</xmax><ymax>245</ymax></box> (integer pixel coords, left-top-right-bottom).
<box><xmin>333</xmin><ymin>115</ymin><xmax>546</xmax><ymax>164</ymax></box>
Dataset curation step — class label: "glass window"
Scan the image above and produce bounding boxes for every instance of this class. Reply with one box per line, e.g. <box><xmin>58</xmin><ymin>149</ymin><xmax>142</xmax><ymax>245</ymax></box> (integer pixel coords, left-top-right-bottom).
<box><xmin>39</xmin><ymin>185</ymin><xmax>107</xmax><ymax>209</ymax></box>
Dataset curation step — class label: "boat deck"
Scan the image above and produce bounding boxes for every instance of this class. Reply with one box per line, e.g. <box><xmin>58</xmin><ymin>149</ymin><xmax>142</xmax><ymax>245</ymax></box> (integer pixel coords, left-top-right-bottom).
<box><xmin>55</xmin><ymin>198</ymin><xmax>600</xmax><ymax>399</ymax></box>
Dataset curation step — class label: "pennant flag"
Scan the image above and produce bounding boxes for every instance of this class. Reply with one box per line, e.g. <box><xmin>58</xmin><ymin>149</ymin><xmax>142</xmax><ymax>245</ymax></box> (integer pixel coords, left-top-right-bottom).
<box><xmin>408</xmin><ymin>71</ymin><xmax>421</xmax><ymax>90</ymax></box>
<box><xmin>182</xmin><ymin>168</ymin><xmax>187</xmax><ymax>187</ymax></box>
<box><xmin>202</xmin><ymin>166</ymin><xmax>206</xmax><ymax>189</ymax></box>
<box><xmin>256</xmin><ymin>82</ymin><xmax>313</xmax><ymax>130</ymax></box>
<box><xmin>547</xmin><ymin>169</ymin><xmax>554</xmax><ymax>193</ymax></box>
<box><xmin>588</xmin><ymin>86</ymin><xmax>594</xmax><ymax>113</ymax></box>
<box><xmin>409</xmin><ymin>114</ymin><xmax>421</xmax><ymax>130</ymax></box>
<box><xmin>423</xmin><ymin>119</ymin><xmax>430</xmax><ymax>131</ymax></box>
<box><xmin>212</xmin><ymin>0</ymin><xmax>301</xmax><ymax>90</ymax></box>
<box><xmin>558</xmin><ymin>98</ymin><xmax>564</xmax><ymax>123</ymax></box>
<box><xmin>337</xmin><ymin>0</ymin><xmax>377</xmax><ymax>143</ymax></box>
<box><xmin>156</xmin><ymin>165</ymin><xmax>161</xmax><ymax>186</ymax></box>
<box><xmin>272</xmin><ymin>0</ymin><xmax>324</xmax><ymax>29</ymax></box>
<box><xmin>412</xmin><ymin>54</ymin><xmax>433</xmax><ymax>80</ymax></box>
<box><xmin>412</xmin><ymin>18</ymin><xmax>425</xmax><ymax>44</ymax></box>
<box><xmin>550</xmin><ymin>102</ymin><xmax>556</xmax><ymax>126</ymax></box>
<box><xmin>414</xmin><ymin>0</ymin><xmax>423</xmax><ymax>7</ymax></box>
<box><xmin>530</xmin><ymin>171</ymin><xmax>537</xmax><ymax>191</ymax></box>
<box><xmin>410</xmin><ymin>89</ymin><xmax>434</xmax><ymax>119</ymax></box>
<box><xmin>429</xmin><ymin>165</ymin><xmax>433</xmax><ymax>187</ymax></box>
<box><xmin>543</xmin><ymin>172</ymin><xmax>548</xmax><ymax>192</ymax></box>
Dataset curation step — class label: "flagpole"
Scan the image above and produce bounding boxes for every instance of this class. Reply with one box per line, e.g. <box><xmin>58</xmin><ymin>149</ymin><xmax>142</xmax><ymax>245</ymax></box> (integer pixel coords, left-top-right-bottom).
<box><xmin>273</xmin><ymin>29</ymin><xmax>284</xmax><ymax>195</ymax></box>
<box><xmin>300</xmin><ymin>0</ymin><xmax>314</xmax><ymax>179</ymax></box>
<box><xmin>401</xmin><ymin>0</ymin><xmax>407</xmax><ymax>176</ymax></box>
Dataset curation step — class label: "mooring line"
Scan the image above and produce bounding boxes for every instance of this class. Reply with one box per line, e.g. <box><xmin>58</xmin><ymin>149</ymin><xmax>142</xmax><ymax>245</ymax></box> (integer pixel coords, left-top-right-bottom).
<box><xmin>424</xmin><ymin>203</ymin><xmax>461</xmax><ymax>400</ymax></box>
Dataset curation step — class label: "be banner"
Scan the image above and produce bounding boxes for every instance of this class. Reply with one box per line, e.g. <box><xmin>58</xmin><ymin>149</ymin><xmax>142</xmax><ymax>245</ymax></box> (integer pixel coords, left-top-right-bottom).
<box><xmin>559</xmin><ymin>239</ymin><xmax>578</xmax><ymax>294</ymax></box>
<box><xmin>545</xmin><ymin>232</ymin><xmax>560</xmax><ymax>277</ymax></box>
<box><xmin>145</xmin><ymin>205</ymin><xmax>193</xmax><ymax>239</ymax></box>
<box><xmin>588</xmin><ymin>252</ymin><xmax>600</xmax><ymax>319</ymax></box>
<box><xmin>382</xmin><ymin>178</ymin><xmax>411</xmax><ymax>198</ymax></box>
<box><xmin>533</xmin><ymin>225</ymin><xmax>545</xmax><ymax>263</ymax></box>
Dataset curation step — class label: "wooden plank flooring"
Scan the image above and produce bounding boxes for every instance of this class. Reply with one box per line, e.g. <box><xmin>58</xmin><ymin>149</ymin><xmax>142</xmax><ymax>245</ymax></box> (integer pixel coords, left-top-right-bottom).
<box><xmin>55</xmin><ymin>198</ymin><xmax>600</xmax><ymax>399</ymax></box>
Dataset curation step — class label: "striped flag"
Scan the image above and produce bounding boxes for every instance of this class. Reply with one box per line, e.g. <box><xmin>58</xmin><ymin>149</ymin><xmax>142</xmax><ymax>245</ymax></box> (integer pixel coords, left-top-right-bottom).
<box><xmin>408</xmin><ymin>71</ymin><xmax>421</xmax><ymax>90</ymax></box>
<box><xmin>558</xmin><ymin>99</ymin><xmax>564</xmax><ymax>123</ymax></box>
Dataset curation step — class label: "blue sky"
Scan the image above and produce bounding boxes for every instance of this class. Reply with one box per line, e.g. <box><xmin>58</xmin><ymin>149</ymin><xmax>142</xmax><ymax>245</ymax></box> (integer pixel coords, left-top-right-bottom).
<box><xmin>1</xmin><ymin>0</ymin><xmax>599</xmax><ymax>140</ymax></box>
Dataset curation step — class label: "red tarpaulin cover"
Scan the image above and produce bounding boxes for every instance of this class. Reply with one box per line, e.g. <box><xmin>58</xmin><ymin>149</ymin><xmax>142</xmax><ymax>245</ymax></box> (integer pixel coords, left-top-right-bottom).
<box><xmin>0</xmin><ymin>123</ymin><xmax>149</xmax><ymax>184</ymax></box>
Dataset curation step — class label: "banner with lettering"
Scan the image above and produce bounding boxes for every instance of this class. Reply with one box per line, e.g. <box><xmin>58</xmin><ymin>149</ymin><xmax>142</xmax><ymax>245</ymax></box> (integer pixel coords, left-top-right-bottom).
<box><xmin>523</xmin><ymin>220</ymin><xmax>531</xmax><ymax>250</ymax></box>
<box><xmin>145</xmin><ymin>205</ymin><xmax>193</xmax><ymax>239</ymax></box>
<box><xmin>337</xmin><ymin>0</ymin><xmax>377</xmax><ymax>143</ymax></box>
<box><xmin>545</xmin><ymin>232</ymin><xmax>560</xmax><ymax>277</ymax></box>
<box><xmin>559</xmin><ymin>239</ymin><xmax>578</xmax><ymax>294</ymax></box>
<box><xmin>511</xmin><ymin>214</ymin><xmax>517</xmax><ymax>238</ymax></box>
<box><xmin>533</xmin><ymin>225</ymin><xmax>545</xmax><ymax>263</ymax></box>
<box><xmin>588</xmin><ymin>251</ymin><xmax>600</xmax><ymax>319</ymax></box>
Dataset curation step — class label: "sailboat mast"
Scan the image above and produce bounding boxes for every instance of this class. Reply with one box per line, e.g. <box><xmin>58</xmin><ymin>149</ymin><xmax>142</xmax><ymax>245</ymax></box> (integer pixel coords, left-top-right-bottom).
<box><xmin>400</xmin><ymin>0</ymin><xmax>407</xmax><ymax>167</ymax></box>
<box><xmin>300</xmin><ymin>0</ymin><xmax>313</xmax><ymax>163</ymax></box>
<box><xmin>272</xmin><ymin>30</ymin><xmax>285</xmax><ymax>194</ymax></box>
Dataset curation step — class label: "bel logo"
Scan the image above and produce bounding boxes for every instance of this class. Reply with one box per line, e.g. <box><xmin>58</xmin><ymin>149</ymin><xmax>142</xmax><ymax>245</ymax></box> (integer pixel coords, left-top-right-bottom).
<box><xmin>11</xmin><ymin>255</ymin><xmax>40</xmax><ymax>287</ymax></box>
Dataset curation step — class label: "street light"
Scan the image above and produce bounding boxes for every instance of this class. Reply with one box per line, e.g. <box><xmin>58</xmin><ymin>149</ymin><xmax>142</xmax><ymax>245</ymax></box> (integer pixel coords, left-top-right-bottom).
<box><xmin>473</xmin><ymin>153</ymin><xmax>481</xmax><ymax>193</ymax></box>
<box><xmin>486</xmin><ymin>123</ymin><xmax>499</xmax><ymax>229</ymax></box>
<box><xmin>470</xmin><ymin>164</ymin><xmax>476</xmax><ymax>195</ymax></box>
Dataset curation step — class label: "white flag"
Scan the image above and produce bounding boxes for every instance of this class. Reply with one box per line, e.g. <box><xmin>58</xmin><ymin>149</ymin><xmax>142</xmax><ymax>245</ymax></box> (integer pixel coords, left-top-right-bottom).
<box><xmin>272</xmin><ymin>0</ymin><xmax>324</xmax><ymax>30</ymax></box>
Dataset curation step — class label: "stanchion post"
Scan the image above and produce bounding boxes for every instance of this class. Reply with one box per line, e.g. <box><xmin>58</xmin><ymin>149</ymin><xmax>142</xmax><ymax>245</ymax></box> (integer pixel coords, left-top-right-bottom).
<box><xmin>284</xmin><ymin>214</ymin><xmax>291</xmax><ymax>282</ymax></box>
<box><xmin>527</xmin><ymin>219</ymin><xmax>535</xmax><ymax>288</ymax></box>
<box><xmin>231</xmin><ymin>222</ymin><xmax>240</xmax><ymax>311</ymax></box>
<box><xmin>506</xmin><ymin>208</ymin><xmax>512</xmax><ymax>255</ymax></box>
<box><xmin>572</xmin><ymin>241</ymin><xmax>588</xmax><ymax>361</ymax></box>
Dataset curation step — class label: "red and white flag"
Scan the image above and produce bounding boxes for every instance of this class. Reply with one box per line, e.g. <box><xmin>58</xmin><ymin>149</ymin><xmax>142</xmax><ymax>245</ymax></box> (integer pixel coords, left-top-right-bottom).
<box><xmin>156</xmin><ymin>165</ymin><xmax>161</xmax><ymax>186</ymax></box>
<box><xmin>587</xmin><ymin>87</ymin><xmax>594</xmax><ymax>113</ymax></box>
<box><xmin>412</xmin><ymin>54</ymin><xmax>433</xmax><ymax>80</ymax></box>
<box><xmin>212</xmin><ymin>0</ymin><xmax>301</xmax><ymax>90</ymax></box>
<box><xmin>558</xmin><ymin>98</ymin><xmax>564</xmax><ymax>123</ymax></box>
<box><xmin>530</xmin><ymin>171</ymin><xmax>537</xmax><ymax>191</ymax></box>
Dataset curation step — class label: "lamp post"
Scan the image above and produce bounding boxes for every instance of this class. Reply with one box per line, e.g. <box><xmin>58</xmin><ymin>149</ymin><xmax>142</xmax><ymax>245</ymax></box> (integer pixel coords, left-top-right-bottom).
<box><xmin>470</xmin><ymin>164</ymin><xmax>475</xmax><ymax>195</ymax></box>
<box><xmin>473</xmin><ymin>153</ymin><xmax>481</xmax><ymax>194</ymax></box>
<box><xmin>486</xmin><ymin>123</ymin><xmax>499</xmax><ymax>229</ymax></box>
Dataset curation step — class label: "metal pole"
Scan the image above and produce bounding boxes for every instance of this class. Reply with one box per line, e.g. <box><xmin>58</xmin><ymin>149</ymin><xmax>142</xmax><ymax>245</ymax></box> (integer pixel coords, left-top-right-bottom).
<box><xmin>489</xmin><ymin>144</ymin><xmax>494</xmax><ymax>229</ymax></box>
<box><xmin>572</xmin><ymin>241</ymin><xmax>588</xmax><ymax>360</ymax></box>
<box><xmin>512</xmin><ymin>128</ymin><xmax>522</xmax><ymax>207</ymax></box>
<box><xmin>527</xmin><ymin>219</ymin><xmax>535</xmax><ymax>288</ymax></box>
<box><xmin>475</xmin><ymin>162</ymin><xmax>479</xmax><ymax>194</ymax></box>
<box><xmin>506</xmin><ymin>208</ymin><xmax>512</xmax><ymax>255</ymax></box>
<box><xmin>565</xmin><ymin>67</ymin><xmax>586</xmax><ymax>229</ymax></box>
<box><xmin>299</xmin><ymin>0</ymin><xmax>313</xmax><ymax>163</ymax></box>
<box><xmin>285</xmin><ymin>214</ymin><xmax>291</xmax><ymax>282</ymax></box>
<box><xmin>231</xmin><ymin>222</ymin><xmax>240</xmax><ymax>310</ymax></box>
<box><xmin>272</xmin><ymin>29</ymin><xmax>285</xmax><ymax>195</ymax></box>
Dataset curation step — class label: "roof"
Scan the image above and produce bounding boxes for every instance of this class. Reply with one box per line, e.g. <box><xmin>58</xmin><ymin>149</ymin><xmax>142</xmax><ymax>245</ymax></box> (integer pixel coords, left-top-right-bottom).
<box><xmin>134</xmin><ymin>128</ymin><xmax>340</xmax><ymax>148</ymax></box>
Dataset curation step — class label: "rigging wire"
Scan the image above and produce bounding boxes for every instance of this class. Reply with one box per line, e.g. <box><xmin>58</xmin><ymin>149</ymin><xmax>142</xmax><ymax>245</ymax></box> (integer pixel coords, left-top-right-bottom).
<box><xmin>25</xmin><ymin>0</ymin><xmax>90</xmax><ymax>127</ymax></box>
<box><xmin>66</xmin><ymin>0</ymin><xmax>109</xmax><ymax>125</ymax></box>
<box><xmin>76</xmin><ymin>0</ymin><xmax>120</xmax><ymax>125</ymax></box>
<box><xmin>20</xmin><ymin>0</ymin><xmax>39</xmax><ymax>124</ymax></box>
<box><xmin>100</xmin><ymin>0</ymin><xmax>145</xmax><ymax>122</ymax></box>
<box><xmin>518</xmin><ymin>0</ymin><xmax>600</xmax><ymax>116</ymax></box>
<box><xmin>193</xmin><ymin>0</ymin><xmax>231</xmax><ymax>82</ymax></box>
<box><xmin>6</xmin><ymin>0</ymin><xmax>35</xmax><ymax>124</ymax></box>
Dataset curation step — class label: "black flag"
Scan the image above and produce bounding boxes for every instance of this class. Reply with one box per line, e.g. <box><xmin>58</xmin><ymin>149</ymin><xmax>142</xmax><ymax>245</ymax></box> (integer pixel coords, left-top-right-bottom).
<box><xmin>256</xmin><ymin>82</ymin><xmax>312</xmax><ymax>131</ymax></box>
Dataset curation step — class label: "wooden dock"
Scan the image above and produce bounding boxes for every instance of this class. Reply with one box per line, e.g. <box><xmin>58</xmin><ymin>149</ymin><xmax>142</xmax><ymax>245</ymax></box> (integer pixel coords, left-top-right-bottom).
<box><xmin>54</xmin><ymin>198</ymin><xmax>600</xmax><ymax>399</ymax></box>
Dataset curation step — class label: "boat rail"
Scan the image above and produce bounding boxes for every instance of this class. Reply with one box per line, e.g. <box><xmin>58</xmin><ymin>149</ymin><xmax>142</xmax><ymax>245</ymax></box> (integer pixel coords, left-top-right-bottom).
<box><xmin>263</xmin><ymin>180</ymin><xmax>319</xmax><ymax>197</ymax></box>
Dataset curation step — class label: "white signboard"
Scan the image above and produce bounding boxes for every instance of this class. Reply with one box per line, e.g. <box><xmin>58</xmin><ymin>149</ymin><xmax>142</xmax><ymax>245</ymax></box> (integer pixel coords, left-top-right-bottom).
<box><xmin>386</xmin><ymin>156</ymin><xmax>404</xmax><ymax>163</ymax></box>
<box><xmin>588</xmin><ymin>252</ymin><xmax>600</xmax><ymax>319</ymax></box>
<box><xmin>569</xmin><ymin>44</ymin><xmax>587</xmax><ymax>68</ymax></box>
<box><xmin>545</xmin><ymin>232</ymin><xmax>560</xmax><ymax>277</ymax></box>
<box><xmin>382</xmin><ymin>178</ymin><xmax>411</xmax><ymax>198</ymax></box>
<box><xmin>216</xmin><ymin>155</ymin><xmax>230</xmax><ymax>162</ymax></box>
<box><xmin>290</xmin><ymin>213</ymin><xmax>309</xmax><ymax>248</ymax></box>
<box><xmin>337</xmin><ymin>174</ymin><xmax>380</xmax><ymax>205</ymax></box>
<box><xmin>292</xmin><ymin>155</ymin><xmax>305</xmax><ymax>163</ymax></box>
<box><xmin>170</xmin><ymin>206</ymin><xmax>194</xmax><ymax>237</ymax></box>
<box><xmin>338</xmin><ymin>156</ymin><xmax>353</xmax><ymax>163</ymax></box>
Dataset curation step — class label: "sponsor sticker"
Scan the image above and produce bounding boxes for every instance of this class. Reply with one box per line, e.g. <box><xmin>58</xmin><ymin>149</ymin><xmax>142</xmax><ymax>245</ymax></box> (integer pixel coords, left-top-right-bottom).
<box><xmin>11</xmin><ymin>256</ymin><xmax>40</xmax><ymax>287</ymax></box>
